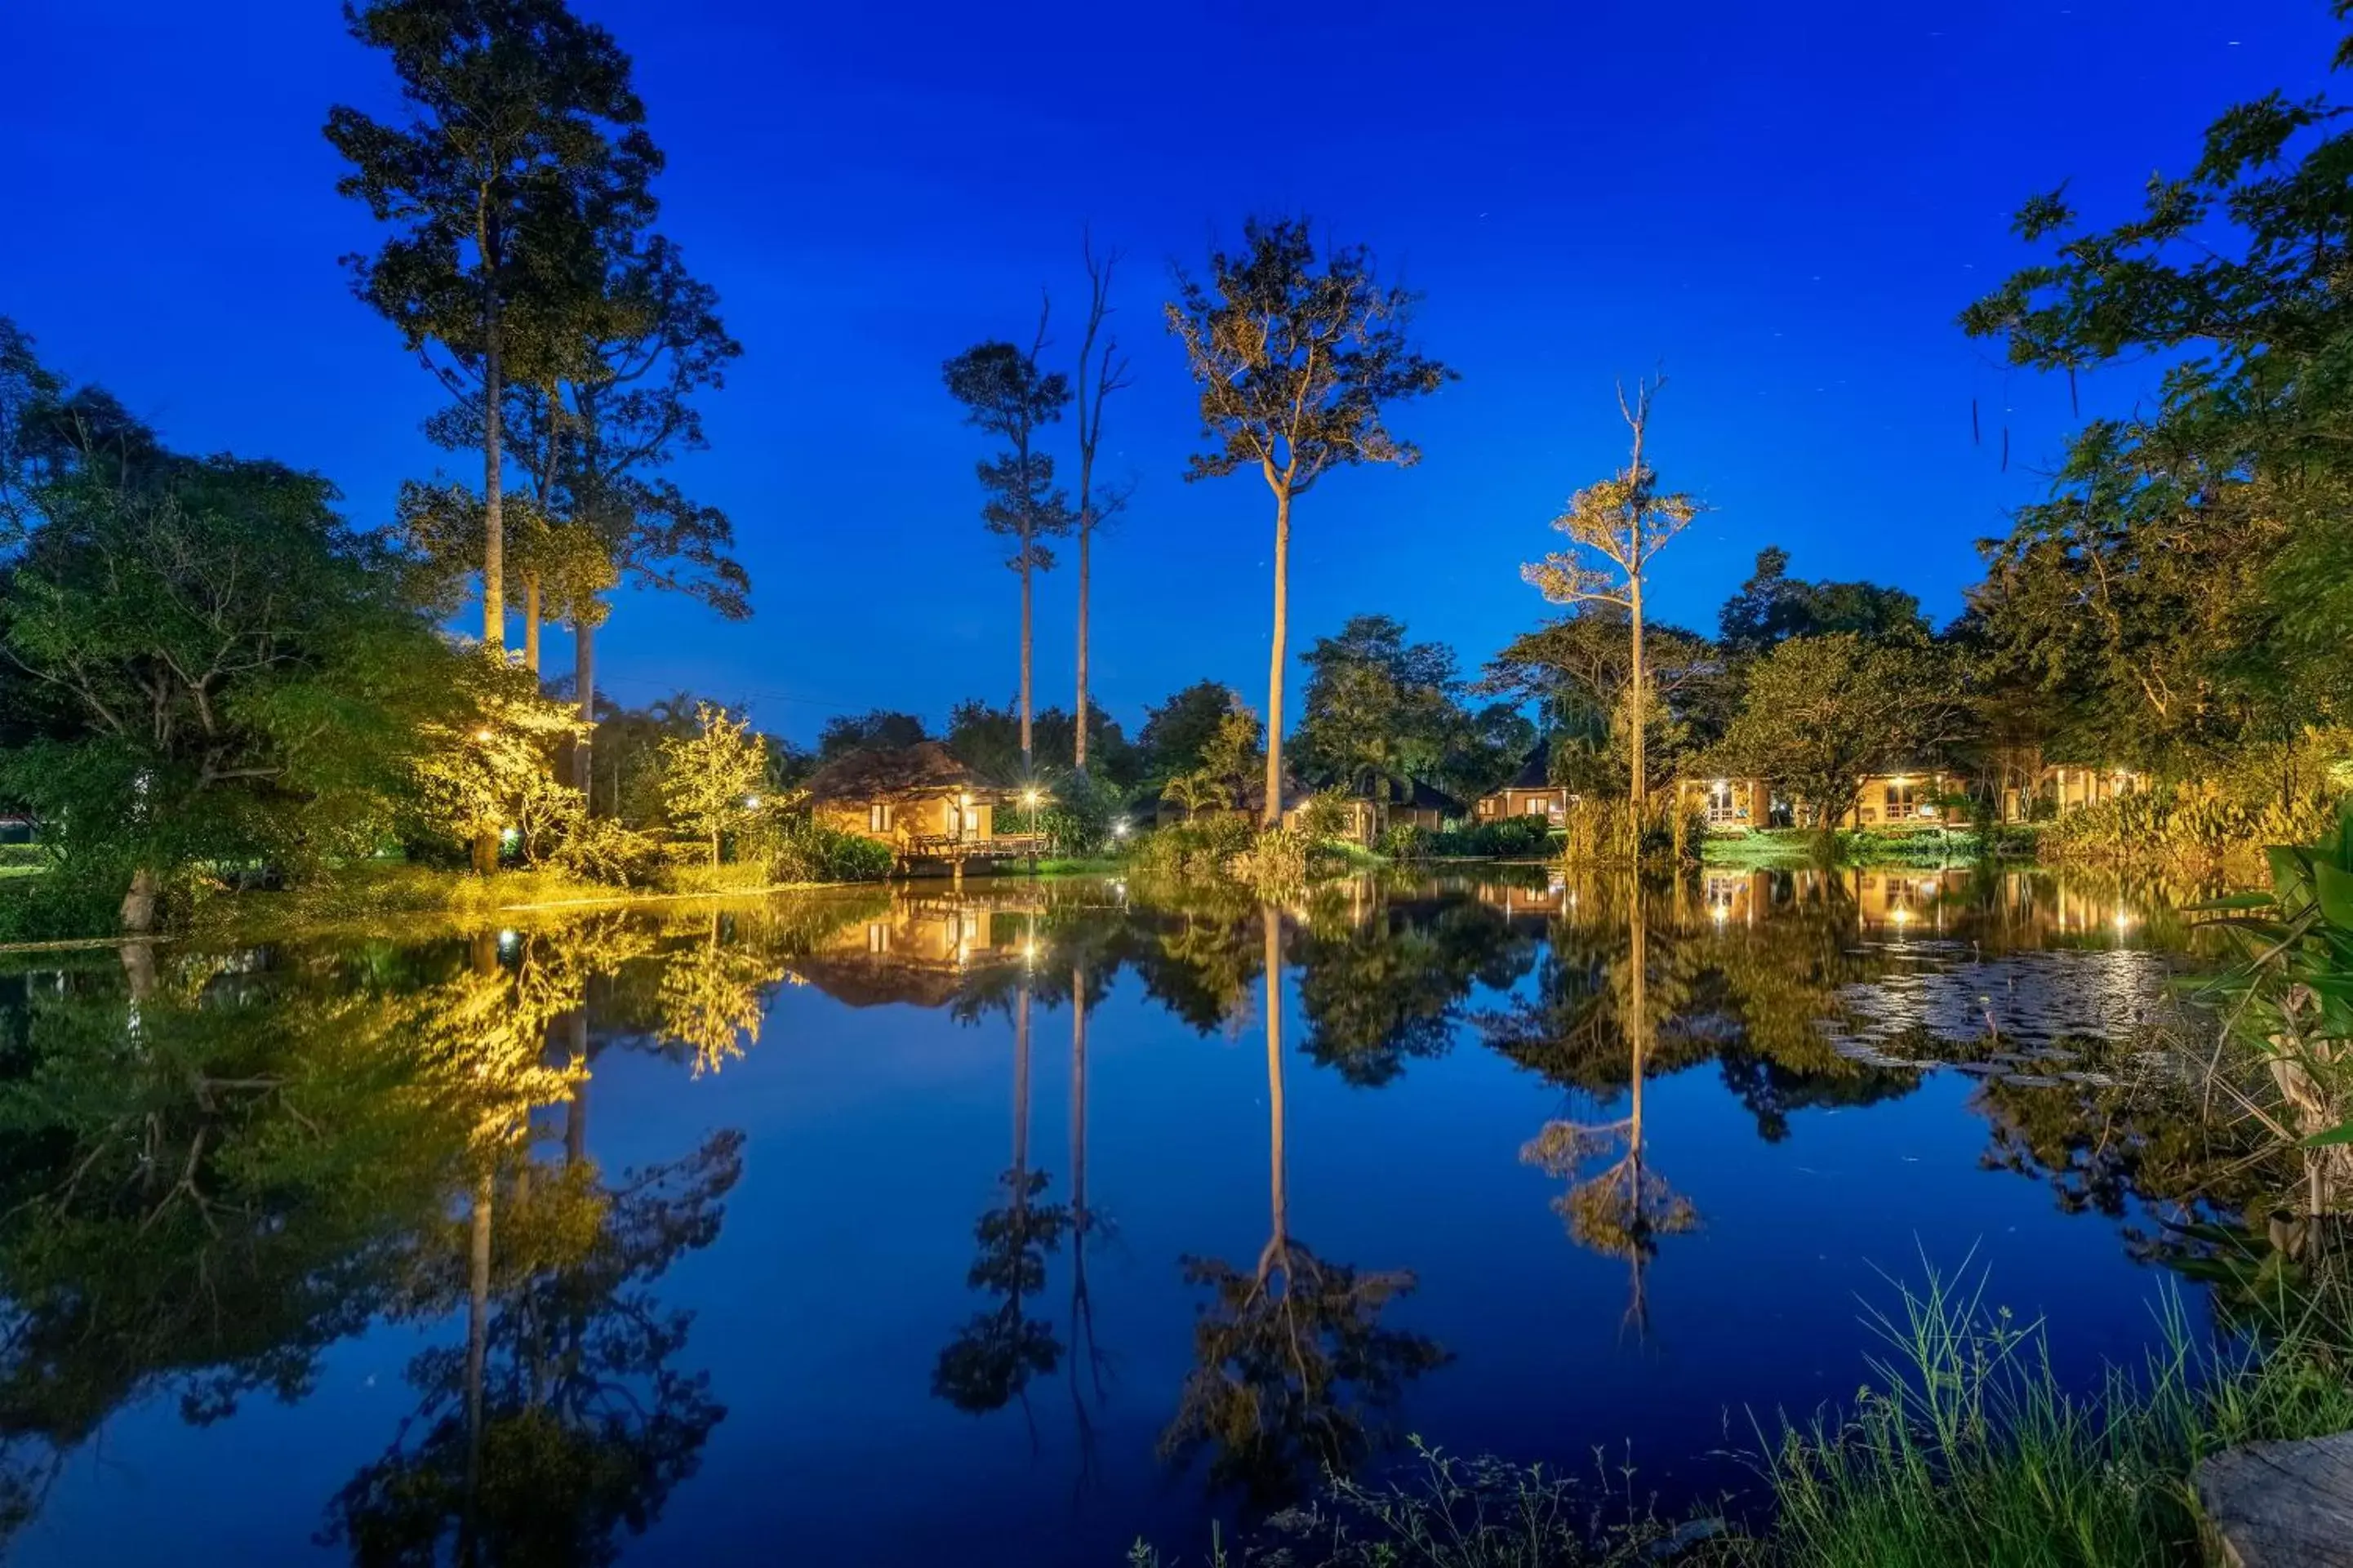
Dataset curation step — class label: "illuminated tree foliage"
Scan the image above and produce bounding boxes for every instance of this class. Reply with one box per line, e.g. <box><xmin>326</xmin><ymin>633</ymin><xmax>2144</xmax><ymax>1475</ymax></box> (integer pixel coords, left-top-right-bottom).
<box><xmin>656</xmin><ymin>703</ymin><xmax>766</xmax><ymax>866</ymax></box>
<box><xmin>1168</xmin><ymin>218</ymin><xmax>1453</xmax><ymax>826</ymax></box>
<box><xmin>327</xmin><ymin>0</ymin><xmax>660</xmax><ymax>656</ymax></box>
<box><xmin>0</xmin><ymin>343</ymin><xmax>497</xmax><ymax>927</ymax></box>
<box><xmin>1522</xmin><ymin>377</ymin><xmax>1701</xmax><ymax>818</ymax></box>
<box><xmin>653</xmin><ymin>913</ymin><xmax>774</xmax><ymax>1077</ymax></box>
<box><xmin>1710</xmin><ymin>633</ymin><xmax>1967</xmax><ymax>833</ymax></box>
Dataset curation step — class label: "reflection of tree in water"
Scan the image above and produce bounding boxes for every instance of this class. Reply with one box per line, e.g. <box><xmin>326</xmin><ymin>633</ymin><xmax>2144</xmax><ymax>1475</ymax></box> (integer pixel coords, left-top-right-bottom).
<box><xmin>322</xmin><ymin>1129</ymin><xmax>744</xmax><ymax>1566</ymax></box>
<box><xmin>933</xmin><ymin>983</ymin><xmax>1072</xmax><ymax>1424</ymax></box>
<box><xmin>0</xmin><ymin>938</ymin><xmax>583</xmax><ymax>1550</ymax></box>
<box><xmin>653</xmin><ymin>911</ymin><xmax>775</xmax><ymax>1077</ymax></box>
<box><xmin>1512</xmin><ymin>880</ymin><xmax>1696</xmax><ymax>1334</ymax></box>
<box><xmin>1064</xmin><ymin>956</ymin><xmax>1114</xmax><ymax>1497</ymax></box>
<box><xmin>1292</xmin><ymin>891</ymin><xmax>1537</xmax><ymax>1086</ymax></box>
<box><xmin>1161</xmin><ymin>908</ymin><xmax>1448</xmax><ymax>1505</ymax></box>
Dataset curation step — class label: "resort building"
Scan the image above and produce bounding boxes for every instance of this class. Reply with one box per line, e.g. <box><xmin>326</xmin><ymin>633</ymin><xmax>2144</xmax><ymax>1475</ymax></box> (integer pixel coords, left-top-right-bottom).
<box><xmin>1473</xmin><ymin>750</ymin><xmax>1574</xmax><ymax>826</ymax></box>
<box><xmin>1679</xmin><ymin>775</ymin><xmax>1772</xmax><ymax>833</ymax></box>
<box><xmin>2001</xmin><ymin>763</ymin><xmax>2149</xmax><ymax>823</ymax></box>
<box><xmin>805</xmin><ymin>742</ymin><xmax>1045</xmax><ymax>868</ymax></box>
<box><xmin>1839</xmin><ymin>769</ymin><xmax>1961</xmax><ymax>830</ymax></box>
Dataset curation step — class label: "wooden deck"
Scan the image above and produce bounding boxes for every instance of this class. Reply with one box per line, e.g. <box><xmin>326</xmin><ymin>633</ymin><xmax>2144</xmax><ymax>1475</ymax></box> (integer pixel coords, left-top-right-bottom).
<box><xmin>899</xmin><ymin>832</ymin><xmax>1048</xmax><ymax>863</ymax></box>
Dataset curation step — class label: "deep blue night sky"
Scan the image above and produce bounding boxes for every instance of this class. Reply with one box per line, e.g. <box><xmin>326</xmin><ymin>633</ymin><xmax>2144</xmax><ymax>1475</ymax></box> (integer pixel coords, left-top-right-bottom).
<box><xmin>3</xmin><ymin>1</ymin><xmax>2340</xmax><ymax>746</ymax></box>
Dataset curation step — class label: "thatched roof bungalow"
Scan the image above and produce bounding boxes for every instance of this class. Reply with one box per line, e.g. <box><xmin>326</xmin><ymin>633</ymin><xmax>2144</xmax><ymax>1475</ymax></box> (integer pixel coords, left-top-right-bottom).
<box><xmin>805</xmin><ymin>743</ymin><xmax>1044</xmax><ymax>862</ymax></box>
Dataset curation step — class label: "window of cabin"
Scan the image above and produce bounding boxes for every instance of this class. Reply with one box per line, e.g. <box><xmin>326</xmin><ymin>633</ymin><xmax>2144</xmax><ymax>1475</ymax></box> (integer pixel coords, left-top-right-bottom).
<box><xmin>1884</xmin><ymin>780</ymin><xmax>1919</xmax><ymax>818</ymax></box>
<box><xmin>1706</xmin><ymin>781</ymin><xmax>1739</xmax><ymax>824</ymax></box>
<box><xmin>1526</xmin><ymin>797</ymin><xmax>1550</xmax><ymax>816</ymax></box>
<box><xmin>868</xmin><ymin>802</ymin><xmax>896</xmax><ymax>833</ymax></box>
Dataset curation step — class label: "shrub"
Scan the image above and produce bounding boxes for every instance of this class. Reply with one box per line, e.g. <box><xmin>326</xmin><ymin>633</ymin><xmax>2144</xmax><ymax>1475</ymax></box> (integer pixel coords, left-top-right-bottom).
<box><xmin>0</xmin><ymin>867</ymin><xmax>128</xmax><ymax>943</ymax></box>
<box><xmin>1415</xmin><ymin>815</ymin><xmax>1556</xmax><ymax>860</ymax></box>
<box><xmin>549</xmin><ymin>816</ymin><xmax>671</xmax><ymax>888</ymax></box>
<box><xmin>1230</xmin><ymin>824</ymin><xmax>1311</xmax><ymax>894</ymax></box>
<box><xmin>767</xmin><ymin>819</ymin><xmax>894</xmax><ymax>884</ymax></box>
<box><xmin>1377</xmin><ymin>823</ymin><xmax>1434</xmax><ymax>860</ymax></box>
<box><xmin>1132</xmin><ymin>815</ymin><xmax>1257</xmax><ymax>880</ymax></box>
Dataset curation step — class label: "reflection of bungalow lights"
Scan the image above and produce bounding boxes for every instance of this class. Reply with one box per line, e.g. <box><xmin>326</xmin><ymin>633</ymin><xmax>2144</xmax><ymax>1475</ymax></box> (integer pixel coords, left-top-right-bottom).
<box><xmin>1021</xmin><ymin>939</ymin><xmax>1038</xmax><ymax>963</ymax></box>
<box><xmin>1892</xmin><ymin>907</ymin><xmax>1913</xmax><ymax>926</ymax></box>
<box><xmin>1711</xmin><ymin>903</ymin><xmax>1729</xmax><ymax>924</ymax></box>
<box><xmin>2113</xmin><ymin>907</ymin><xmax>2133</xmax><ymax>932</ymax></box>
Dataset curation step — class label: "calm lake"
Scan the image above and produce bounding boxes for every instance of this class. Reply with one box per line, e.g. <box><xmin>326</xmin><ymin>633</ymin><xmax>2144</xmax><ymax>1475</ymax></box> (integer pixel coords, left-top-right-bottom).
<box><xmin>0</xmin><ymin>868</ymin><xmax>2269</xmax><ymax>1565</ymax></box>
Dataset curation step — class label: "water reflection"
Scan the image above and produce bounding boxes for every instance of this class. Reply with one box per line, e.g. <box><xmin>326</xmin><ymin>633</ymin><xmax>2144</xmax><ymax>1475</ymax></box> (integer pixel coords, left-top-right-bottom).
<box><xmin>0</xmin><ymin>868</ymin><xmax>2296</xmax><ymax>1563</ymax></box>
<box><xmin>1158</xmin><ymin>908</ymin><xmax>1448</xmax><ymax>1505</ymax></box>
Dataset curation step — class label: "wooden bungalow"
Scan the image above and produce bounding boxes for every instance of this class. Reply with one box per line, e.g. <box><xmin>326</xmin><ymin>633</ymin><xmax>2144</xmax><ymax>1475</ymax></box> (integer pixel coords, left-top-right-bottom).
<box><xmin>1840</xmin><ymin>769</ymin><xmax>1961</xmax><ymax>831</ymax></box>
<box><xmin>1473</xmin><ymin>751</ymin><xmax>1573</xmax><ymax>826</ymax></box>
<box><xmin>790</xmin><ymin>890</ymin><xmax>1039</xmax><ymax>1006</ymax></box>
<box><xmin>2001</xmin><ymin>763</ymin><xmax>2148</xmax><ymax>824</ymax></box>
<box><xmin>1374</xmin><ymin>778</ymin><xmax>1463</xmax><ymax>833</ymax></box>
<box><xmin>1243</xmin><ymin>775</ymin><xmax>1381</xmax><ymax>845</ymax></box>
<box><xmin>805</xmin><ymin>742</ymin><xmax>1045</xmax><ymax>869</ymax></box>
<box><xmin>1677</xmin><ymin>775</ymin><xmax>1773</xmax><ymax>833</ymax></box>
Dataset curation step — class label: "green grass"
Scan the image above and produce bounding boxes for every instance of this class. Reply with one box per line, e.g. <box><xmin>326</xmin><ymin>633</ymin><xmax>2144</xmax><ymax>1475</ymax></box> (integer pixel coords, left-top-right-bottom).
<box><xmin>1701</xmin><ymin>827</ymin><xmax>2035</xmax><ymax>871</ymax></box>
<box><xmin>1132</xmin><ymin>1263</ymin><xmax>2353</xmax><ymax>1568</ymax></box>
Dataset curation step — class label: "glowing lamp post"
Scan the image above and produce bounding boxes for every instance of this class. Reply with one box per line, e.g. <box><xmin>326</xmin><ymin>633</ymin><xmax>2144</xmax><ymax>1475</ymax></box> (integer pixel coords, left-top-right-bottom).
<box><xmin>1021</xmin><ymin>787</ymin><xmax>1043</xmax><ymax>877</ymax></box>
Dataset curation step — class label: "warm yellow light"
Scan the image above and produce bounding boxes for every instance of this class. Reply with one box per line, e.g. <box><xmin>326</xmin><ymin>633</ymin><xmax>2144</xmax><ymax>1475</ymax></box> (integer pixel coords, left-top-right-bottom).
<box><xmin>472</xmin><ymin>728</ymin><xmax>493</xmax><ymax>742</ymax></box>
<box><xmin>1021</xmin><ymin>788</ymin><xmax>1042</xmax><ymax>807</ymax></box>
<box><xmin>1892</xmin><ymin>907</ymin><xmax>1913</xmax><ymax>926</ymax></box>
<box><xmin>1891</xmin><ymin>775</ymin><xmax>1911</xmax><ymax>788</ymax></box>
<box><xmin>744</xmin><ymin>794</ymin><xmax>762</xmax><ymax>809</ymax></box>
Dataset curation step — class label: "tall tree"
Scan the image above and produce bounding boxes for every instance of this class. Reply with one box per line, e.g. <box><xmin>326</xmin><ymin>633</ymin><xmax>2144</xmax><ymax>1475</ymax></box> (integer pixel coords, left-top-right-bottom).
<box><xmin>0</xmin><ymin>410</ymin><xmax>485</xmax><ymax>926</ymax></box>
<box><xmin>1716</xmin><ymin>546</ymin><xmax>1931</xmax><ymax>656</ymax></box>
<box><xmin>944</xmin><ymin>314</ymin><xmax>1074</xmax><ymax>777</ymax></box>
<box><xmin>1521</xmin><ymin>376</ymin><xmax>1701</xmax><ymax>821</ymax></box>
<box><xmin>1959</xmin><ymin>20</ymin><xmax>2353</xmax><ymax>758</ymax></box>
<box><xmin>544</xmin><ymin>234</ymin><xmax>747</xmax><ymax>794</ymax></box>
<box><xmin>1711</xmin><ymin>633</ymin><xmax>1968</xmax><ymax>831</ymax></box>
<box><xmin>327</xmin><ymin>0</ymin><xmax>660</xmax><ymax>659</ymax></box>
<box><xmin>815</xmin><ymin>708</ymin><xmax>928</xmax><ymax>761</ymax></box>
<box><xmin>1166</xmin><ymin>218</ymin><xmax>1453</xmax><ymax>826</ymax></box>
<box><xmin>1071</xmin><ymin>235</ymin><xmax>1132</xmax><ymax>778</ymax></box>
<box><xmin>1292</xmin><ymin>614</ymin><xmax>1464</xmax><ymax>795</ymax></box>
<box><xmin>1136</xmin><ymin>679</ymin><xmax>1237</xmax><ymax>786</ymax></box>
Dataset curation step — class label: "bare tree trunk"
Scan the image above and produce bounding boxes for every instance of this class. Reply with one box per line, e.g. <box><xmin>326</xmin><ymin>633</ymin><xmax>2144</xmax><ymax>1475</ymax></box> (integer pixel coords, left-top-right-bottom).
<box><xmin>118</xmin><ymin>865</ymin><xmax>159</xmax><ymax>935</ymax></box>
<box><xmin>482</xmin><ymin>293</ymin><xmax>505</xmax><ymax>659</ymax></box>
<box><xmin>1020</xmin><ymin>555</ymin><xmax>1035</xmax><ymax>774</ymax></box>
<box><xmin>522</xmin><ymin>573</ymin><xmax>540</xmax><ymax>677</ymax></box>
<box><xmin>1074</xmin><ymin>524</ymin><xmax>1089</xmax><ymax>776</ymax></box>
<box><xmin>1262</xmin><ymin>904</ymin><xmax>1287</xmax><ymax>1255</ymax></box>
<box><xmin>1629</xmin><ymin>571</ymin><xmax>1647</xmax><ymax>821</ymax></box>
<box><xmin>572</xmin><ymin>611</ymin><xmax>596</xmax><ymax>800</ymax></box>
<box><xmin>565</xmin><ymin>1008</ymin><xmax>588</xmax><ymax>1166</ymax></box>
<box><xmin>1263</xmin><ymin>488</ymin><xmax>1292</xmax><ymax>828</ymax></box>
<box><xmin>460</xmin><ymin>1168</ymin><xmax>493</xmax><ymax>1566</ymax></box>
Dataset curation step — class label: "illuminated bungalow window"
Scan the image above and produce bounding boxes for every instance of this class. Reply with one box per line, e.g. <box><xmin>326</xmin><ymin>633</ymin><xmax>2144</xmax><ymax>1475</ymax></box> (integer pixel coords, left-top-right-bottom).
<box><xmin>868</xmin><ymin>802</ymin><xmax>896</xmax><ymax>832</ymax></box>
<box><xmin>1884</xmin><ymin>778</ymin><xmax>1921</xmax><ymax>817</ymax></box>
